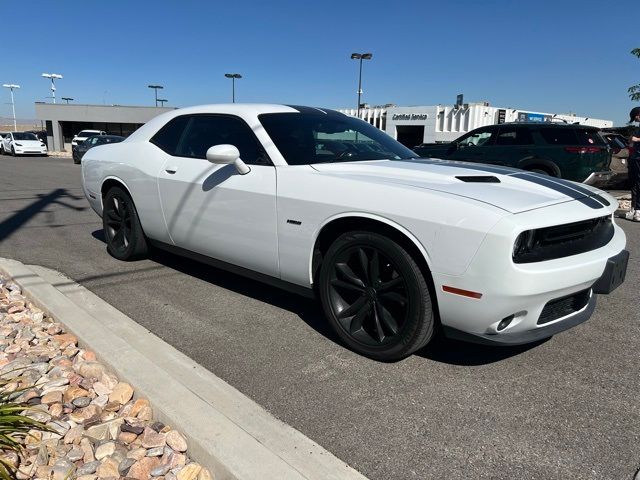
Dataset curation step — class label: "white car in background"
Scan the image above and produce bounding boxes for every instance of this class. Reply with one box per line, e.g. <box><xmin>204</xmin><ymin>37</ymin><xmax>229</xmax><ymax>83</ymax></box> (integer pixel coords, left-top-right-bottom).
<box><xmin>0</xmin><ymin>131</ymin><xmax>48</xmax><ymax>156</ymax></box>
<box><xmin>81</xmin><ymin>104</ymin><xmax>628</xmax><ymax>361</ymax></box>
<box><xmin>72</xmin><ymin>129</ymin><xmax>106</xmax><ymax>147</ymax></box>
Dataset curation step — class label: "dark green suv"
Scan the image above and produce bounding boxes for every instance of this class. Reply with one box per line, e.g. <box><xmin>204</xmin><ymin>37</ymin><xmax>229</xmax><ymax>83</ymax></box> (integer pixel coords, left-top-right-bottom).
<box><xmin>413</xmin><ymin>123</ymin><xmax>613</xmax><ymax>185</ymax></box>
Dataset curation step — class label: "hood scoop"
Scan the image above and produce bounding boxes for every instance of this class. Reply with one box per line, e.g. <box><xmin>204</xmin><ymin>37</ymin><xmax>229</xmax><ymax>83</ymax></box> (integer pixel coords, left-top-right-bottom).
<box><xmin>455</xmin><ymin>175</ymin><xmax>501</xmax><ymax>183</ymax></box>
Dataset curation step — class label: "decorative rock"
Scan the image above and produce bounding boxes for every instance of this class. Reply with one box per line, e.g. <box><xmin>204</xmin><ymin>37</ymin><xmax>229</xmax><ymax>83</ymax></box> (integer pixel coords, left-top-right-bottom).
<box><xmin>73</xmin><ymin>396</ymin><xmax>92</xmax><ymax>408</ymax></box>
<box><xmin>80</xmin><ymin>437</ymin><xmax>96</xmax><ymax>462</ymax></box>
<box><xmin>76</xmin><ymin>361</ymin><xmax>107</xmax><ymax>379</ymax></box>
<box><xmin>126</xmin><ymin>447</ymin><xmax>148</xmax><ymax>461</ymax></box>
<box><xmin>166</xmin><ymin>430</ymin><xmax>188</xmax><ymax>452</ymax></box>
<box><xmin>41</xmin><ymin>390</ymin><xmax>63</xmax><ymax>404</ymax></box>
<box><xmin>198</xmin><ymin>468</ymin><xmax>213</xmax><ymax>480</ymax></box>
<box><xmin>177</xmin><ymin>463</ymin><xmax>203</xmax><ymax>480</ymax></box>
<box><xmin>146</xmin><ymin>446</ymin><xmax>165</xmax><ymax>456</ymax></box>
<box><xmin>95</xmin><ymin>441</ymin><xmax>116</xmax><ymax>460</ymax></box>
<box><xmin>118</xmin><ymin>431</ymin><xmax>138</xmax><ymax>444</ymax></box>
<box><xmin>130</xmin><ymin>398</ymin><xmax>150</xmax><ymax>417</ymax></box>
<box><xmin>136</xmin><ymin>405</ymin><xmax>153</xmax><ymax>421</ymax></box>
<box><xmin>128</xmin><ymin>456</ymin><xmax>161</xmax><ymax>480</ymax></box>
<box><xmin>151</xmin><ymin>463</ymin><xmax>172</xmax><ymax>476</ymax></box>
<box><xmin>67</xmin><ymin>446</ymin><xmax>84</xmax><ymax>461</ymax></box>
<box><xmin>141</xmin><ymin>427</ymin><xmax>166</xmax><ymax>448</ymax></box>
<box><xmin>63</xmin><ymin>385</ymin><xmax>90</xmax><ymax>403</ymax></box>
<box><xmin>95</xmin><ymin>457</ymin><xmax>119</xmax><ymax>478</ymax></box>
<box><xmin>109</xmin><ymin>382</ymin><xmax>134</xmax><ymax>405</ymax></box>
<box><xmin>52</xmin><ymin>333</ymin><xmax>78</xmax><ymax>348</ymax></box>
<box><xmin>122</xmin><ymin>423</ymin><xmax>144</xmax><ymax>435</ymax></box>
<box><xmin>118</xmin><ymin>457</ymin><xmax>136</xmax><ymax>476</ymax></box>
<box><xmin>77</xmin><ymin>460</ymin><xmax>100</xmax><ymax>475</ymax></box>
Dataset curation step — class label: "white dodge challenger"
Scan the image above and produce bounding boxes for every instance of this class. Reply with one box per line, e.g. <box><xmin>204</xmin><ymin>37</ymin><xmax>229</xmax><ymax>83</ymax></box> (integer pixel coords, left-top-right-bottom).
<box><xmin>81</xmin><ymin>104</ymin><xmax>629</xmax><ymax>361</ymax></box>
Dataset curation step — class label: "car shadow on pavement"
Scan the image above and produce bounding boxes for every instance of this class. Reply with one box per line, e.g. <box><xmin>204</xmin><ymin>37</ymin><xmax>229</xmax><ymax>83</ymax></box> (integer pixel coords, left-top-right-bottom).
<box><xmin>415</xmin><ymin>334</ymin><xmax>548</xmax><ymax>366</ymax></box>
<box><xmin>91</xmin><ymin>227</ymin><xmax>549</xmax><ymax>367</ymax></box>
<box><xmin>90</xmin><ymin>229</ymin><xmax>338</xmax><ymax>342</ymax></box>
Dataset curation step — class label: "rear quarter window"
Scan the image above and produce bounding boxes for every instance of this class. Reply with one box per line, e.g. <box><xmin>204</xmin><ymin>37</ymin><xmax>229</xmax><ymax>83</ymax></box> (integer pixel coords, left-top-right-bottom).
<box><xmin>539</xmin><ymin>128</ymin><xmax>577</xmax><ymax>145</ymax></box>
<box><xmin>150</xmin><ymin>116</ymin><xmax>190</xmax><ymax>155</ymax></box>
<box><xmin>575</xmin><ymin>129</ymin><xmax>606</xmax><ymax>146</ymax></box>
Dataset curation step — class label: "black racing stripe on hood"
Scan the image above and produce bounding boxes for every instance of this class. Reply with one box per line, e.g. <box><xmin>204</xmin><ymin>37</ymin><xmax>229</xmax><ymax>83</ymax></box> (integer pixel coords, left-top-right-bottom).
<box><xmin>537</xmin><ymin>176</ymin><xmax>611</xmax><ymax>206</ymax></box>
<box><xmin>512</xmin><ymin>173</ymin><xmax>604</xmax><ymax>209</ymax></box>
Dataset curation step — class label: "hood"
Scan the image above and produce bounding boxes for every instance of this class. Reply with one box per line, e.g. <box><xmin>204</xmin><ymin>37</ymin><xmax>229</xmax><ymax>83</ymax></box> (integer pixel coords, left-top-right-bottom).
<box><xmin>14</xmin><ymin>140</ymin><xmax>43</xmax><ymax>147</ymax></box>
<box><xmin>310</xmin><ymin>159</ymin><xmax>614</xmax><ymax>214</ymax></box>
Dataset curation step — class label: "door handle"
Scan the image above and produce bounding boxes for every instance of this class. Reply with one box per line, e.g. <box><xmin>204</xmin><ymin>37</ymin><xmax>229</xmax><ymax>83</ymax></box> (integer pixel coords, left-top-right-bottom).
<box><xmin>165</xmin><ymin>167</ymin><xmax>178</xmax><ymax>174</ymax></box>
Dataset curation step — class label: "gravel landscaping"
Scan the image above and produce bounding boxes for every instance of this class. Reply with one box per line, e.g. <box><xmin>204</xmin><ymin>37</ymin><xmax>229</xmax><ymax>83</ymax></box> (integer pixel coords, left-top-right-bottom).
<box><xmin>0</xmin><ymin>274</ymin><xmax>213</xmax><ymax>480</ymax></box>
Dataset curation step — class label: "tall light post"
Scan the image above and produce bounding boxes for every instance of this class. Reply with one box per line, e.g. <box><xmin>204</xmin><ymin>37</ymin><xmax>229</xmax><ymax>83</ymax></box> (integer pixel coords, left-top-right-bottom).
<box><xmin>224</xmin><ymin>73</ymin><xmax>242</xmax><ymax>103</ymax></box>
<box><xmin>41</xmin><ymin>73</ymin><xmax>63</xmax><ymax>104</ymax></box>
<box><xmin>157</xmin><ymin>98</ymin><xmax>168</xmax><ymax>107</ymax></box>
<box><xmin>350</xmin><ymin>53</ymin><xmax>372</xmax><ymax>117</ymax></box>
<box><xmin>148</xmin><ymin>84</ymin><xmax>164</xmax><ymax>106</ymax></box>
<box><xmin>2</xmin><ymin>84</ymin><xmax>20</xmax><ymax>131</ymax></box>
<box><xmin>61</xmin><ymin>97</ymin><xmax>74</xmax><ymax>104</ymax></box>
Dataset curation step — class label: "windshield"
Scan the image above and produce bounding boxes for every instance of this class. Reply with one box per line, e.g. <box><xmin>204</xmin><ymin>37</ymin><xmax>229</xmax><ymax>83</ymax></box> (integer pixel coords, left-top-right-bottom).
<box><xmin>78</xmin><ymin>131</ymin><xmax>99</xmax><ymax>137</ymax></box>
<box><xmin>259</xmin><ymin>112</ymin><xmax>417</xmax><ymax>165</ymax></box>
<box><xmin>12</xmin><ymin>132</ymin><xmax>38</xmax><ymax>141</ymax></box>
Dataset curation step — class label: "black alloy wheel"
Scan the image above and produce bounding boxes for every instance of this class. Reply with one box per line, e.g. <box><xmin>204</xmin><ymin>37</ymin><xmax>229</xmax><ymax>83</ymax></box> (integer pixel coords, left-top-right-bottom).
<box><xmin>102</xmin><ymin>186</ymin><xmax>148</xmax><ymax>261</ymax></box>
<box><xmin>319</xmin><ymin>231</ymin><xmax>434</xmax><ymax>361</ymax></box>
<box><xmin>10</xmin><ymin>146</ymin><xmax>15</xmax><ymax>156</ymax></box>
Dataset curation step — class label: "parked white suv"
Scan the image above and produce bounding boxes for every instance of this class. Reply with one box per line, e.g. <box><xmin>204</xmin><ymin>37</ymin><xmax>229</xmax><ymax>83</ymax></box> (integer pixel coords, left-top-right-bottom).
<box><xmin>72</xmin><ymin>130</ymin><xmax>106</xmax><ymax>147</ymax></box>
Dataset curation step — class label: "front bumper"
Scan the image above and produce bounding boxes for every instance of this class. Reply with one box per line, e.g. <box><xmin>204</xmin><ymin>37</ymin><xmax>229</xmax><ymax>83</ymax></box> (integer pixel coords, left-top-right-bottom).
<box><xmin>583</xmin><ymin>170</ymin><xmax>614</xmax><ymax>186</ymax></box>
<box><xmin>442</xmin><ymin>249</ymin><xmax>629</xmax><ymax>345</ymax></box>
<box><xmin>434</xmin><ymin>201</ymin><xmax>626</xmax><ymax>346</ymax></box>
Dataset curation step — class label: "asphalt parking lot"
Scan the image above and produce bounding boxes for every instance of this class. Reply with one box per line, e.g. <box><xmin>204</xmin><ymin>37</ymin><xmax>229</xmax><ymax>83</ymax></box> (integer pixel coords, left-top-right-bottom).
<box><xmin>1</xmin><ymin>154</ymin><xmax>639</xmax><ymax>480</ymax></box>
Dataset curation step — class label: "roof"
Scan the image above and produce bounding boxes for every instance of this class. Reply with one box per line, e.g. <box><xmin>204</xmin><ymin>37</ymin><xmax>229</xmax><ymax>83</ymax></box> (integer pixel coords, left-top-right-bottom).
<box><xmin>497</xmin><ymin>121</ymin><xmax>598</xmax><ymax>129</ymax></box>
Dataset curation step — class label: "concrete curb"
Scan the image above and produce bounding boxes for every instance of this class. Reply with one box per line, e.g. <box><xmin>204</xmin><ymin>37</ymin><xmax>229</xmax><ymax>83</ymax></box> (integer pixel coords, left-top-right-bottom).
<box><xmin>0</xmin><ymin>258</ymin><xmax>368</xmax><ymax>480</ymax></box>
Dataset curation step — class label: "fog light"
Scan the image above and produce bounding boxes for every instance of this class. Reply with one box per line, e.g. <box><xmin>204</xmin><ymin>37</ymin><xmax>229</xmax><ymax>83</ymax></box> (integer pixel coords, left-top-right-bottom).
<box><xmin>497</xmin><ymin>315</ymin><xmax>514</xmax><ymax>331</ymax></box>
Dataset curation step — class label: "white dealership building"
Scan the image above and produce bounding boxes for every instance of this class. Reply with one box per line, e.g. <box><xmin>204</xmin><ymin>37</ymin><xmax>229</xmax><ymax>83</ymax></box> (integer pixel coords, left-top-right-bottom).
<box><xmin>340</xmin><ymin>102</ymin><xmax>613</xmax><ymax>148</ymax></box>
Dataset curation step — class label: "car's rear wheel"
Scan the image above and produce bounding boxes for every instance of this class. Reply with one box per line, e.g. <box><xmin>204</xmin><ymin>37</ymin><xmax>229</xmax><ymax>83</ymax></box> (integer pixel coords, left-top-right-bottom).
<box><xmin>319</xmin><ymin>231</ymin><xmax>434</xmax><ymax>361</ymax></box>
<box><xmin>102</xmin><ymin>186</ymin><xmax>148</xmax><ymax>261</ymax></box>
<box><xmin>10</xmin><ymin>146</ymin><xmax>15</xmax><ymax>157</ymax></box>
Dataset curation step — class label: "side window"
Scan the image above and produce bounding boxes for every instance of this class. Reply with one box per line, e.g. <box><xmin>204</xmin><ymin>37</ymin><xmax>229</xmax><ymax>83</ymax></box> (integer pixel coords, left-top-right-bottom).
<box><xmin>458</xmin><ymin>128</ymin><xmax>495</xmax><ymax>147</ymax></box>
<box><xmin>496</xmin><ymin>127</ymin><xmax>533</xmax><ymax>146</ymax></box>
<box><xmin>175</xmin><ymin>115</ymin><xmax>270</xmax><ymax>165</ymax></box>
<box><xmin>150</xmin><ymin>116</ymin><xmax>190</xmax><ymax>155</ymax></box>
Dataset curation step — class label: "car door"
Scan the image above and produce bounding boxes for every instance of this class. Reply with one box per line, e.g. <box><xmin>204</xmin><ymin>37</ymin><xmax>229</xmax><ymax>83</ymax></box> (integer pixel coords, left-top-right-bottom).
<box><xmin>480</xmin><ymin>126</ymin><xmax>534</xmax><ymax>166</ymax></box>
<box><xmin>155</xmin><ymin>114</ymin><xmax>279</xmax><ymax>277</ymax></box>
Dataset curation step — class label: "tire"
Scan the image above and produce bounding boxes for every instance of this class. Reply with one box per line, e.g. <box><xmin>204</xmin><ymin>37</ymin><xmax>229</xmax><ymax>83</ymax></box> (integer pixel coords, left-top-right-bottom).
<box><xmin>102</xmin><ymin>186</ymin><xmax>148</xmax><ymax>261</ymax></box>
<box><xmin>10</xmin><ymin>146</ymin><xmax>15</xmax><ymax>157</ymax></box>
<box><xmin>318</xmin><ymin>231</ymin><xmax>434</xmax><ymax>361</ymax></box>
<box><xmin>0</xmin><ymin>145</ymin><xmax>4</xmax><ymax>155</ymax></box>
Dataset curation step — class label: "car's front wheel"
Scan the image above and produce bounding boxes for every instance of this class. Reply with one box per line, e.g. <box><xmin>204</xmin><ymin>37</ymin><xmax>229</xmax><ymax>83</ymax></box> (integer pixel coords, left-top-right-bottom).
<box><xmin>102</xmin><ymin>186</ymin><xmax>148</xmax><ymax>261</ymax></box>
<box><xmin>319</xmin><ymin>231</ymin><xmax>434</xmax><ymax>361</ymax></box>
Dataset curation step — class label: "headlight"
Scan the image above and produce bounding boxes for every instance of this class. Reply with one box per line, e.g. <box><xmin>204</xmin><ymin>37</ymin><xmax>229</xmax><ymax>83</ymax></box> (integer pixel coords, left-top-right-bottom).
<box><xmin>513</xmin><ymin>230</ymin><xmax>536</xmax><ymax>258</ymax></box>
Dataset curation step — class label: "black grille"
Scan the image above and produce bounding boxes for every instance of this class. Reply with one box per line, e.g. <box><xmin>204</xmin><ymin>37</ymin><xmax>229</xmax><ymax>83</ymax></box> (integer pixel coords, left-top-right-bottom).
<box><xmin>513</xmin><ymin>215</ymin><xmax>614</xmax><ymax>264</ymax></box>
<box><xmin>538</xmin><ymin>288</ymin><xmax>591</xmax><ymax>325</ymax></box>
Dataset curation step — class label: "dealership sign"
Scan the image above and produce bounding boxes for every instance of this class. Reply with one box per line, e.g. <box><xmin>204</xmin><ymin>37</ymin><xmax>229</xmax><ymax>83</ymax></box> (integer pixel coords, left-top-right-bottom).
<box><xmin>517</xmin><ymin>112</ymin><xmax>552</xmax><ymax>123</ymax></box>
<box><xmin>391</xmin><ymin>113</ymin><xmax>429</xmax><ymax>121</ymax></box>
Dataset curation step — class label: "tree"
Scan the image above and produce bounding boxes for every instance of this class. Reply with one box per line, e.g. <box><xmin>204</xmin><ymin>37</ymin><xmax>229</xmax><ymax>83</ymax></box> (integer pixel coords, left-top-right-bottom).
<box><xmin>630</xmin><ymin>48</ymin><xmax>640</xmax><ymax>101</ymax></box>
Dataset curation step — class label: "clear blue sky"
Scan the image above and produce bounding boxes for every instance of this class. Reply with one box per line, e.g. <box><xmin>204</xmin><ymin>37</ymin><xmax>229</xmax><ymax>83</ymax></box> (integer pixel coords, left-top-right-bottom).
<box><xmin>2</xmin><ymin>0</ymin><xmax>638</xmax><ymax>125</ymax></box>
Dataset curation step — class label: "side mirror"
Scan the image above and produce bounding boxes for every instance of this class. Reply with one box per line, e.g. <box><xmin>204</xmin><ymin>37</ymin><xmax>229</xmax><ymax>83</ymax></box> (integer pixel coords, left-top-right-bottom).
<box><xmin>206</xmin><ymin>144</ymin><xmax>250</xmax><ymax>175</ymax></box>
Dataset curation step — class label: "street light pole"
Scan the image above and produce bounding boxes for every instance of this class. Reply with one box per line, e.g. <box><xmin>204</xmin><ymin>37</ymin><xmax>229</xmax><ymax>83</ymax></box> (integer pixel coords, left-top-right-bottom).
<box><xmin>157</xmin><ymin>99</ymin><xmax>168</xmax><ymax>107</ymax></box>
<box><xmin>147</xmin><ymin>85</ymin><xmax>164</xmax><ymax>106</ymax></box>
<box><xmin>41</xmin><ymin>73</ymin><xmax>63</xmax><ymax>104</ymax></box>
<box><xmin>61</xmin><ymin>97</ymin><xmax>74</xmax><ymax>104</ymax></box>
<box><xmin>2</xmin><ymin>84</ymin><xmax>20</xmax><ymax>131</ymax></box>
<box><xmin>350</xmin><ymin>53</ymin><xmax>372</xmax><ymax>117</ymax></box>
<box><xmin>224</xmin><ymin>73</ymin><xmax>242</xmax><ymax>103</ymax></box>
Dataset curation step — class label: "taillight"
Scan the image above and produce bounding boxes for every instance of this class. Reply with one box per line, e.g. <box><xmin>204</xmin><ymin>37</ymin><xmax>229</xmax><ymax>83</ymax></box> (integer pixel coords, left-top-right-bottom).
<box><xmin>564</xmin><ymin>146</ymin><xmax>602</xmax><ymax>154</ymax></box>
